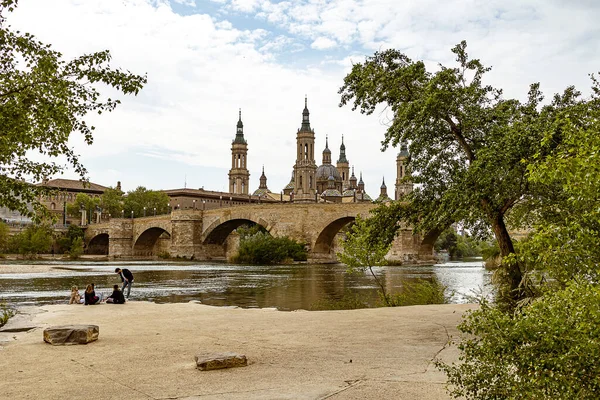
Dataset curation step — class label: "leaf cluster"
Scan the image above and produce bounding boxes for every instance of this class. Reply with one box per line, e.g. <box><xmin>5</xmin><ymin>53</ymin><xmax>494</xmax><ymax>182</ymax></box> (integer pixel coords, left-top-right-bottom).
<box><xmin>0</xmin><ymin>1</ymin><xmax>146</xmax><ymax>219</ymax></box>
<box><xmin>233</xmin><ymin>231</ymin><xmax>307</xmax><ymax>265</ymax></box>
<box><xmin>438</xmin><ymin>280</ymin><xmax>600</xmax><ymax>399</ymax></box>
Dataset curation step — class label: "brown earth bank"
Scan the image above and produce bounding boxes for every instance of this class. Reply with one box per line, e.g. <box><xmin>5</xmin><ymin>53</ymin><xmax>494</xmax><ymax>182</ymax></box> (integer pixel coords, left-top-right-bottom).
<box><xmin>0</xmin><ymin>302</ymin><xmax>471</xmax><ymax>400</ymax></box>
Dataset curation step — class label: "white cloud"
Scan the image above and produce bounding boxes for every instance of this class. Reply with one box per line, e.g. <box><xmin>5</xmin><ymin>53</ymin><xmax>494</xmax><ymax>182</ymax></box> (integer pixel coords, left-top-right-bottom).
<box><xmin>6</xmin><ymin>0</ymin><xmax>600</xmax><ymax>195</ymax></box>
<box><xmin>311</xmin><ymin>36</ymin><xmax>337</xmax><ymax>50</ymax></box>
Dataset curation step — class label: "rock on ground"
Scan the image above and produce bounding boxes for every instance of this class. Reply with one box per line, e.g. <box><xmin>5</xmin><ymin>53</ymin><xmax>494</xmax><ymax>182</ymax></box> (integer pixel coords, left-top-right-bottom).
<box><xmin>43</xmin><ymin>325</ymin><xmax>99</xmax><ymax>345</ymax></box>
<box><xmin>195</xmin><ymin>352</ymin><xmax>248</xmax><ymax>370</ymax></box>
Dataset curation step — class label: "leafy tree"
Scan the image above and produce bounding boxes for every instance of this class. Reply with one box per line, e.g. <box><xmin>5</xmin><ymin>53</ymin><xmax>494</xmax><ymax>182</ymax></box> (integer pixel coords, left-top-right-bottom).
<box><xmin>233</xmin><ymin>230</ymin><xmax>307</xmax><ymax>264</ymax></box>
<box><xmin>123</xmin><ymin>186</ymin><xmax>169</xmax><ymax>218</ymax></box>
<box><xmin>337</xmin><ymin>216</ymin><xmax>393</xmax><ymax>306</ymax></box>
<box><xmin>0</xmin><ymin>221</ymin><xmax>9</xmax><ymax>253</ymax></box>
<box><xmin>66</xmin><ymin>193</ymin><xmax>100</xmax><ymax>223</ymax></box>
<box><xmin>69</xmin><ymin>237</ymin><xmax>84</xmax><ymax>259</ymax></box>
<box><xmin>438</xmin><ymin>280</ymin><xmax>600</xmax><ymax>399</ymax></box>
<box><xmin>100</xmin><ymin>187</ymin><xmax>124</xmax><ymax>218</ymax></box>
<box><xmin>55</xmin><ymin>224</ymin><xmax>84</xmax><ymax>254</ymax></box>
<box><xmin>9</xmin><ymin>224</ymin><xmax>52</xmax><ymax>255</ymax></box>
<box><xmin>339</xmin><ymin>41</ymin><xmax>582</xmax><ymax>307</ymax></box>
<box><xmin>513</xmin><ymin>84</ymin><xmax>600</xmax><ymax>285</ymax></box>
<box><xmin>0</xmin><ymin>0</ymin><xmax>146</xmax><ymax>220</ymax></box>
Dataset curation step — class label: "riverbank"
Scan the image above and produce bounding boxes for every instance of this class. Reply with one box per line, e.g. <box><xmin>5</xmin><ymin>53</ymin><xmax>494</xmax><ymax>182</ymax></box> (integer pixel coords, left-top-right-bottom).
<box><xmin>0</xmin><ymin>302</ymin><xmax>471</xmax><ymax>399</ymax></box>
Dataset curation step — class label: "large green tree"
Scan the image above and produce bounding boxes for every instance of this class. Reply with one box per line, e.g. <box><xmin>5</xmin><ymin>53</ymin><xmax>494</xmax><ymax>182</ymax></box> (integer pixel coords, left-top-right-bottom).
<box><xmin>123</xmin><ymin>186</ymin><xmax>169</xmax><ymax>218</ymax></box>
<box><xmin>339</xmin><ymin>41</ymin><xmax>578</xmax><ymax>306</ymax></box>
<box><xmin>0</xmin><ymin>0</ymin><xmax>146</xmax><ymax>220</ymax></box>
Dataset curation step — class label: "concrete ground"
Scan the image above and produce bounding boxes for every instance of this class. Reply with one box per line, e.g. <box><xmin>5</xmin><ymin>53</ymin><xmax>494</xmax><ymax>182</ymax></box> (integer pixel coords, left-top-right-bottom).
<box><xmin>0</xmin><ymin>302</ymin><xmax>471</xmax><ymax>400</ymax></box>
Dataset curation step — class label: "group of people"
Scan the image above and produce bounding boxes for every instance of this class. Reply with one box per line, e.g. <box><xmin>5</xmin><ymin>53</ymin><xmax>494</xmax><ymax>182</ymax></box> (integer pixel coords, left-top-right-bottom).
<box><xmin>69</xmin><ymin>268</ymin><xmax>134</xmax><ymax>305</ymax></box>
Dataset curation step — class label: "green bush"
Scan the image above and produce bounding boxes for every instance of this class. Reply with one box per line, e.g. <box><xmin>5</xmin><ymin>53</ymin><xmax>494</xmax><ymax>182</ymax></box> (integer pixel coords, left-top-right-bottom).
<box><xmin>437</xmin><ymin>280</ymin><xmax>600</xmax><ymax>399</ymax></box>
<box><xmin>233</xmin><ymin>231</ymin><xmax>307</xmax><ymax>264</ymax></box>
<box><xmin>8</xmin><ymin>224</ymin><xmax>53</xmax><ymax>256</ymax></box>
<box><xmin>0</xmin><ymin>302</ymin><xmax>15</xmax><ymax>328</ymax></box>
<box><xmin>69</xmin><ymin>237</ymin><xmax>84</xmax><ymax>259</ymax></box>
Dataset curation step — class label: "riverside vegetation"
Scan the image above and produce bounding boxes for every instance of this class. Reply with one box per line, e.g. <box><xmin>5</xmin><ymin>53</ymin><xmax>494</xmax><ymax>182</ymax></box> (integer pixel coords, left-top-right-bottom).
<box><xmin>340</xmin><ymin>40</ymin><xmax>600</xmax><ymax>398</ymax></box>
<box><xmin>231</xmin><ymin>225</ymin><xmax>307</xmax><ymax>265</ymax></box>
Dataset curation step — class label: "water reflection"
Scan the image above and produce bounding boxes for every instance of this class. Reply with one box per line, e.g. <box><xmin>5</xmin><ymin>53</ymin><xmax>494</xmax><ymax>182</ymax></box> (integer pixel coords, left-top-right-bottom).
<box><xmin>0</xmin><ymin>260</ymin><xmax>490</xmax><ymax>310</ymax></box>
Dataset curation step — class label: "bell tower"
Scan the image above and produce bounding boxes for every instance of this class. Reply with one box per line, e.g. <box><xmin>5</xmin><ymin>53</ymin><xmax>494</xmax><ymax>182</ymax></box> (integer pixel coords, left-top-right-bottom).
<box><xmin>395</xmin><ymin>142</ymin><xmax>413</xmax><ymax>199</ymax></box>
<box><xmin>228</xmin><ymin>109</ymin><xmax>250</xmax><ymax>195</ymax></box>
<box><xmin>293</xmin><ymin>96</ymin><xmax>317</xmax><ymax>202</ymax></box>
<box><xmin>336</xmin><ymin>135</ymin><xmax>350</xmax><ymax>189</ymax></box>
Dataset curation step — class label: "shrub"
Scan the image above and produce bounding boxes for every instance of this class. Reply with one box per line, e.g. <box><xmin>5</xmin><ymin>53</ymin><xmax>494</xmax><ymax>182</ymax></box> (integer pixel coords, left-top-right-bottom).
<box><xmin>437</xmin><ymin>280</ymin><xmax>600</xmax><ymax>399</ymax></box>
<box><xmin>233</xmin><ymin>231</ymin><xmax>307</xmax><ymax>264</ymax></box>
<box><xmin>0</xmin><ymin>302</ymin><xmax>15</xmax><ymax>328</ymax></box>
<box><xmin>69</xmin><ymin>237</ymin><xmax>84</xmax><ymax>259</ymax></box>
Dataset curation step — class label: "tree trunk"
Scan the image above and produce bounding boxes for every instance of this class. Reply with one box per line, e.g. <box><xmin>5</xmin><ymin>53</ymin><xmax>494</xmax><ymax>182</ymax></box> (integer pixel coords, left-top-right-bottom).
<box><xmin>490</xmin><ymin>212</ymin><xmax>523</xmax><ymax>302</ymax></box>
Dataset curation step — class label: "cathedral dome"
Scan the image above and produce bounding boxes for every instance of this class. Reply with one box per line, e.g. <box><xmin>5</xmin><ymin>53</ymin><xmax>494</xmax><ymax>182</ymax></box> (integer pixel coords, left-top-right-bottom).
<box><xmin>316</xmin><ymin>164</ymin><xmax>341</xmax><ymax>181</ymax></box>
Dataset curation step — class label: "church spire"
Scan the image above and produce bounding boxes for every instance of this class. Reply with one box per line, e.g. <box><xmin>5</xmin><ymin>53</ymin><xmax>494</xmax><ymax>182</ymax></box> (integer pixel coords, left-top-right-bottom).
<box><xmin>300</xmin><ymin>95</ymin><xmax>311</xmax><ymax>132</ymax></box>
<box><xmin>338</xmin><ymin>134</ymin><xmax>348</xmax><ymax>163</ymax></box>
<box><xmin>234</xmin><ymin>108</ymin><xmax>246</xmax><ymax>144</ymax></box>
<box><xmin>322</xmin><ymin>135</ymin><xmax>331</xmax><ymax>164</ymax></box>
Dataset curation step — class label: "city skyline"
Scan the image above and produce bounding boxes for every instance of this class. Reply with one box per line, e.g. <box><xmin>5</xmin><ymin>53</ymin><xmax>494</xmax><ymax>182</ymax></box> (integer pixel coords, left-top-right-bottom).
<box><xmin>9</xmin><ymin>0</ymin><xmax>600</xmax><ymax>193</ymax></box>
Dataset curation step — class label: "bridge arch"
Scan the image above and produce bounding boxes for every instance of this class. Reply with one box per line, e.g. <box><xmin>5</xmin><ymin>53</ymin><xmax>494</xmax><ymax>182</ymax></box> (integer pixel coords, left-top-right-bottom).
<box><xmin>203</xmin><ymin>217</ymin><xmax>269</xmax><ymax>245</ymax></box>
<box><xmin>313</xmin><ymin>216</ymin><xmax>356</xmax><ymax>256</ymax></box>
<box><xmin>133</xmin><ymin>227</ymin><xmax>171</xmax><ymax>257</ymax></box>
<box><xmin>87</xmin><ymin>233</ymin><xmax>109</xmax><ymax>255</ymax></box>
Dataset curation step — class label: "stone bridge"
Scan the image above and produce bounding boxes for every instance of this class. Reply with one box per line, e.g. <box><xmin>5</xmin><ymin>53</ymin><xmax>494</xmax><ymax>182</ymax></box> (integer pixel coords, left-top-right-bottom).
<box><xmin>84</xmin><ymin>203</ymin><xmax>436</xmax><ymax>263</ymax></box>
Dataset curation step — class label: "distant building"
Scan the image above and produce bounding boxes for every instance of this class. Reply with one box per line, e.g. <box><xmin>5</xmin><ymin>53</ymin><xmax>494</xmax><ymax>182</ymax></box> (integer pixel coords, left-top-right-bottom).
<box><xmin>37</xmin><ymin>178</ymin><xmax>112</xmax><ymax>225</ymax></box>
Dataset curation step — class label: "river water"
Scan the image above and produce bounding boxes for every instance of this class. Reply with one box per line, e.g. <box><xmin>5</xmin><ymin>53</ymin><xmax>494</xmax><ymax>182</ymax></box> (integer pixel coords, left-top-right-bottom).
<box><xmin>0</xmin><ymin>260</ymin><xmax>490</xmax><ymax>310</ymax></box>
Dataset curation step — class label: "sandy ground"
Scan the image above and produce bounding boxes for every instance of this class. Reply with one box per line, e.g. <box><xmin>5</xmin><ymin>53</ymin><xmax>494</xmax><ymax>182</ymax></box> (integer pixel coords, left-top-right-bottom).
<box><xmin>0</xmin><ymin>302</ymin><xmax>471</xmax><ymax>400</ymax></box>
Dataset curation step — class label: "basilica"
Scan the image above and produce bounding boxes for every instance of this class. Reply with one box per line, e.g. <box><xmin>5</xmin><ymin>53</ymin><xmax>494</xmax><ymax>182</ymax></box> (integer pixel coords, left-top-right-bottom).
<box><xmin>227</xmin><ymin>97</ymin><xmax>413</xmax><ymax>204</ymax></box>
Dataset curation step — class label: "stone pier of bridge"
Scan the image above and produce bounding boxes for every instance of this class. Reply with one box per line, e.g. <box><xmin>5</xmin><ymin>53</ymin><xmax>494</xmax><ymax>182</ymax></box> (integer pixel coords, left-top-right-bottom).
<box><xmin>83</xmin><ymin>203</ymin><xmax>436</xmax><ymax>263</ymax></box>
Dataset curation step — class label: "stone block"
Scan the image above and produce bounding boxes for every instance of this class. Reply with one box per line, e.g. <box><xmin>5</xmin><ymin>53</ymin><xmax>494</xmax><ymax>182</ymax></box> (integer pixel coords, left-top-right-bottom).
<box><xmin>43</xmin><ymin>325</ymin><xmax>99</xmax><ymax>345</ymax></box>
<box><xmin>195</xmin><ymin>352</ymin><xmax>248</xmax><ymax>371</ymax></box>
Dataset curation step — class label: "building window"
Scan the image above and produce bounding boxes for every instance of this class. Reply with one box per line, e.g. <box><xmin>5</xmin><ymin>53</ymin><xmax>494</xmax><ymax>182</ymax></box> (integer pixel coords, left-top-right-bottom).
<box><xmin>50</xmin><ymin>202</ymin><xmax>56</xmax><ymax>210</ymax></box>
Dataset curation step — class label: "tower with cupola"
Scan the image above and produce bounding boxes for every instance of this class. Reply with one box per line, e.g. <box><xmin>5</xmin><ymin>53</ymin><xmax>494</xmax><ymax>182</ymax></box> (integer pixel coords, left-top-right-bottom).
<box><xmin>228</xmin><ymin>109</ymin><xmax>250</xmax><ymax>195</ymax></box>
<box><xmin>293</xmin><ymin>97</ymin><xmax>317</xmax><ymax>202</ymax></box>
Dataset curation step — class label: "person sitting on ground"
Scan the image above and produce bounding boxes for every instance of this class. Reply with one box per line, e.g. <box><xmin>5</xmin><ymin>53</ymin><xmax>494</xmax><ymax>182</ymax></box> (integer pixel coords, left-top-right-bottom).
<box><xmin>84</xmin><ymin>284</ymin><xmax>100</xmax><ymax>305</ymax></box>
<box><xmin>69</xmin><ymin>286</ymin><xmax>82</xmax><ymax>304</ymax></box>
<box><xmin>115</xmin><ymin>268</ymin><xmax>134</xmax><ymax>299</ymax></box>
<box><xmin>105</xmin><ymin>285</ymin><xmax>126</xmax><ymax>304</ymax></box>
<box><xmin>91</xmin><ymin>283</ymin><xmax>104</xmax><ymax>302</ymax></box>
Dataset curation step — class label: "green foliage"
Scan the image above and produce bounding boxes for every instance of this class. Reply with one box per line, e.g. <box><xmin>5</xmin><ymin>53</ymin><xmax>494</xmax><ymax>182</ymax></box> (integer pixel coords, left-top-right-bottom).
<box><xmin>387</xmin><ymin>278</ymin><xmax>449</xmax><ymax>307</ymax></box>
<box><xmin>0</xmin><ymin>0</ymin><xmax>146</xmax><ymax>220</ymax></box>
<box><xmin>434</xmin><ymin>227</ymin><xmax>481</xmax><ymax>259</ymax></box>
<box><xmin>0</xmin><ymin>301</ymin><xmax>15</xmax><ymax>328</ymax></box>
<box><xmin>310</xmin><ymin>291</ymin><xmax>371</xmax><ymax>311</ymax></box>
<box><xmin>236</xmin><ymin>224</ymin><xmax>267</xmax><ymax>239</ymax></box>
<box><xmin>339</xmin><ymin>41</ymin><xmax>598</xmax><ymax>307</ymax></box>
<box><xmin>438</xmin><ymin>281</ymin><xmax>600</xmax><ymax>399</ymax></box>
<box><xmin>338</xmin><ymin>216</ymin><xmax>393</xmax><ymax>305</ymax></box>
<box><xmin>66</xmin><ymin>193</ymin><xmax>100</xmax><ymax>222</ymax></box>
<box><xmin>0</xmin><ymin>221</ymin><xmax>9</xmax><ymax>253</ymax></box>
<box><xmin>68</xmin><ymin>237</ymin><xmax>84</xmax><ymax>259</ymax></box>
<box><xmin>100</xmin><ymin>187</ymin><xmax>125</xmax><ymax>218</ymax></box>
<box><xmin>233</xmin><ymin>231</ymin><xmax>307</xmax><ymax>265</ymax></box>
<box><xmin>124</xmin><ymin>186</ymin><xmax>170</xmax><ymax>217</ymax></box>
<box><xmin>8</xmin><ymin>224</ymin><xmax>52</xmax><ymax>255</ymax></box>
<box><xmin>54</xmin><ymin>224</ymin><xmax>84</xmax><ymax>254</ymax></box>
<box><xmin>513</xmin><ymin>85</ymin><xmax>600</xmax><ymax>286</ymax></box>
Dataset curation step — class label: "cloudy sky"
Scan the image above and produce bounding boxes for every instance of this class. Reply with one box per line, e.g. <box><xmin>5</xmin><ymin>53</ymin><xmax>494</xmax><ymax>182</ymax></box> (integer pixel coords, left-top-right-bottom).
<box><xmin>9</xmin><ymin>0</ymin><xmax>600</xmax><ymax>194</ymax></box>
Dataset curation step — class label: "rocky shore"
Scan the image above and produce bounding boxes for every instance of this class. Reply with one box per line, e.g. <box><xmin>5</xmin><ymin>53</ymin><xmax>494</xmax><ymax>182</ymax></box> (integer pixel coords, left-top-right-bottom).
<box><xmin>0</xmin><ymin>301</ymin><xmax>470</xmax><ymax>399</ymax></box>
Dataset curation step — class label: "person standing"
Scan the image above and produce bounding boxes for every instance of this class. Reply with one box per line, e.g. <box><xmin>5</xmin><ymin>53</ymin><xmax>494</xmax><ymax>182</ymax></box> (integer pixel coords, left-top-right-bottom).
<box><xmin>115</xmin><ymin>268</ymin><xmax>134</xmax><ymax>298</ymax></box>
